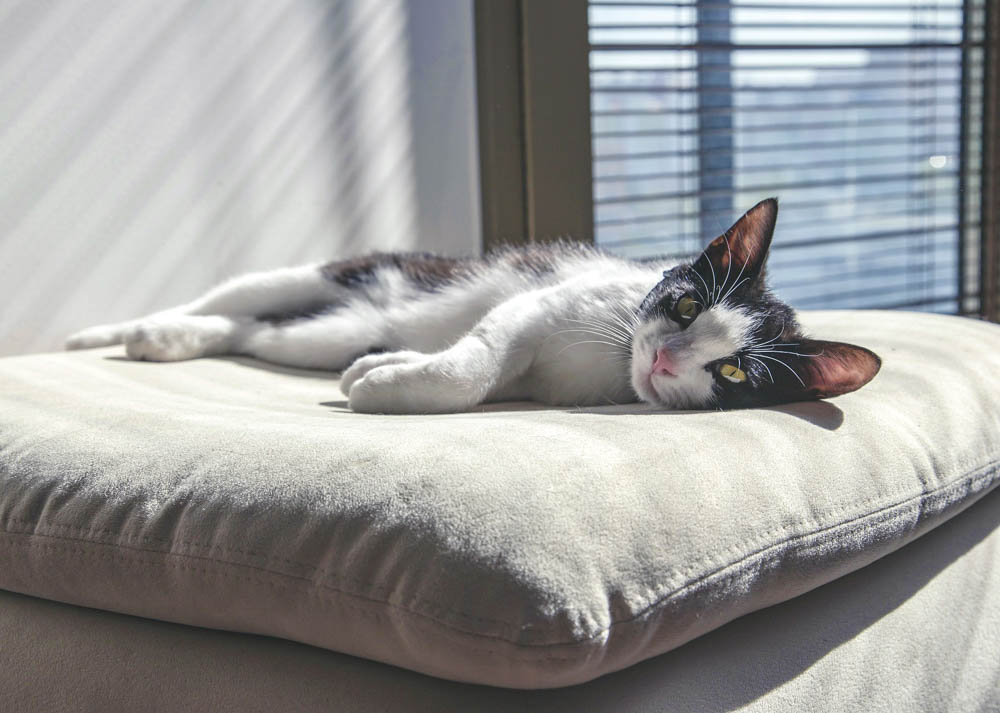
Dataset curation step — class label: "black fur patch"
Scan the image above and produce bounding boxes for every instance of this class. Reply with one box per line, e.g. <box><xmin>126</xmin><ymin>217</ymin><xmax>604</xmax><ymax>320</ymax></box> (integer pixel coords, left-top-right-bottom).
<box><xmin>257</xmin><ymin>303</ymin><xmax>339</xmax><ymax>326</ymax></box>
<box><xmin>493</xmin><ymin>241</ymin><xmax>600</xmax><ymax>277</ymax></box>
<box><xmin>502</xmin><ymin>246</ymin><xmax>559</xmax><ymax>277</ymax></box>
<box><xmin>321</xmin><ymin>253</ymin><xmax>472</xmax><ymax>292</ymax></box>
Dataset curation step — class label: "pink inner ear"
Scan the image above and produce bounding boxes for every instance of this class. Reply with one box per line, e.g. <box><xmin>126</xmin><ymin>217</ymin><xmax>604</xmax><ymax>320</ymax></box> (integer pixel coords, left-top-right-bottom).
<box><xmin>799</xmin><ymin>341</ymin><xmax>882</xmax><ymax>397</ymax></box>
<box><xmin>704</xmin><ymin>198</ymin><xmax>777</xmax><ymax>274</ymax></box>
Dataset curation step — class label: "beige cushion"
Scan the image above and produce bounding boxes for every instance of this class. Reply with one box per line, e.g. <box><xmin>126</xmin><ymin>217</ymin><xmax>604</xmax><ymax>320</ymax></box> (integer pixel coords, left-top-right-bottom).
<box><xmin>0</xmin><ymin>310</ymin><xmax>998</xmax><ymax>688</ymax></box>
<box><xmin>4</xmin><ymin>486</ymin><xmax>999</xmax><ymax>712</ymax></box>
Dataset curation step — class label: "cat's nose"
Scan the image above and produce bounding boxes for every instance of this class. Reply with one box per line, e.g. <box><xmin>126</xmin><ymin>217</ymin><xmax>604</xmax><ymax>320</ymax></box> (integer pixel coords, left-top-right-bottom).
<box><xmin>652</xmin><ymin>346</ymin><xmax>678</xmax><ymax>377</ymax></box>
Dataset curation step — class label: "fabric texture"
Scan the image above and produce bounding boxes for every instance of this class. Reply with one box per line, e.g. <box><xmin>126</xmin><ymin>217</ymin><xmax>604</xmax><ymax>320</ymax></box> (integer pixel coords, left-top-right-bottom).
<box><xmin>0</xmin><ymin>310</ymin><xmax>998</xmax><ymax>688</ymax></box>
<box><xmin>3</xmin><ymin>485</ymin><xmax>999</xmax><ymax>712</ymax></box>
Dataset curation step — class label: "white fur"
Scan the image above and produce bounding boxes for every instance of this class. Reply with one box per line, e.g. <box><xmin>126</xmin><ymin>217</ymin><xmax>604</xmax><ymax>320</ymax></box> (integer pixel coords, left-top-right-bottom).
<box><xmin>123</xmin><ymin>315</ymin><xmax>244</xmax><ymax>362</ymax></box>
<box><xmin>65</xmin><ymin>251</ymin><xmax>754</xmax><ymax>413</ymax></box>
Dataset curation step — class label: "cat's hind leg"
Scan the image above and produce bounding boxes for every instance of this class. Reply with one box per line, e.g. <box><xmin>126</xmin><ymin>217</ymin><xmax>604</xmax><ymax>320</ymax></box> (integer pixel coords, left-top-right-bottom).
<box><xmin>115</xmin><ymin>308</ymin><xmax>388</xmax><ymax>369</ymax></box>
<box><xmin>122</xmin><ymin>315</ymin><xmax>247</xmax><ymax>362</ymax></box>
<box><xmin>236</xmin><ymin>309</ymin><xmax>389</xmax><ymax>371</ymax></box>
<box><xmin>66</xmin><ymin>265</ymin><xmax>341</xmax><ymax>351</ymax></box>
<box><xmin>66</xmin><ymin>321</ymin><xmax>142</xmax><ymax>350</ymax></box>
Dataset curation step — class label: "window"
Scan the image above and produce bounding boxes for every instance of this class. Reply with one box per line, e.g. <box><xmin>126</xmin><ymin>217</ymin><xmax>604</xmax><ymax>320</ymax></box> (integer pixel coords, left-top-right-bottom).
<box><xmin>589</xmin><ymin>0</ymin><xmax>987</xmax><ymax>313</ymax></box>
<box><xmin>474</xmin><ymin>0</ymin><xmax>995</xmax><ymax>317</ymax></box>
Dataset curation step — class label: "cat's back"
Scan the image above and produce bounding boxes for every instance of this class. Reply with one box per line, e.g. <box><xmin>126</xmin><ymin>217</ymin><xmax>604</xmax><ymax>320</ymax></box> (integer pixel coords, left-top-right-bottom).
<box><xmin>320</xmin><ymin>242</ymin><xmax>661</xmax><ymax>299</ymax></box>
<box><xmin>489</xmin><ymin>242</ymin><xmax>673</xmax><ymax>300</ymax></box>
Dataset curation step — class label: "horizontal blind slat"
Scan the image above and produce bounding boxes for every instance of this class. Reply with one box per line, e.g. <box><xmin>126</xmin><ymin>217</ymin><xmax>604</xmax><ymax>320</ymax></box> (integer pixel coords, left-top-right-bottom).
<box><xmin>592</xmin><ymin>97</ymin><xmax>961</xmax><ymax>115</ymax></box>
<box><xmin>595</xmin><ymin>169</ymin><xmax>959</xmax><ymax>205</ymax></box>
<box><xmin>590</xmin><ymin>2</ymin><xmax>963</xmax><ymax>9</ymax></box>
<box><xmin>590</xmin><ymin>42</ymin><xmax>978</xmax><ymax>51</ymax></box>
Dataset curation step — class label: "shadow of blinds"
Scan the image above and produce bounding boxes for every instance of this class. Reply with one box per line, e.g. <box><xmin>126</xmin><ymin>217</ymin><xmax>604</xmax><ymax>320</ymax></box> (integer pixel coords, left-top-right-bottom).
<box><xmin>589</xmin><ymin>0</ymin><xmax>986</xmax><ymax>313</ymax></box>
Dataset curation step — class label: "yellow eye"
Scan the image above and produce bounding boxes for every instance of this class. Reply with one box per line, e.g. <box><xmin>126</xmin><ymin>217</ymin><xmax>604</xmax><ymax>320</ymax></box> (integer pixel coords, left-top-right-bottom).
<box><xmin>719</xmin><ymin>363</ymin><xmax>747</xmax><ymax>383</ymax></box>
<box><xmin>676</xmin><ymin>296</ymin><xmax>699</xmax><ymax>320</ymax></box>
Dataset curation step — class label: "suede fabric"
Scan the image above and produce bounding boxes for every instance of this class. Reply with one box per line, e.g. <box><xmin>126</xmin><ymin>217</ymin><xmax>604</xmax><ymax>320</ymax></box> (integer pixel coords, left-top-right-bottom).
<box><xmin>0</xmin><ymin>310</ymin><xmax>998</xmax><ymax>688</ymax></box>
<box><xmin>3</xmin><ymin>481</ymin><xmax>1000</xmax><ymax>712</ymax></box>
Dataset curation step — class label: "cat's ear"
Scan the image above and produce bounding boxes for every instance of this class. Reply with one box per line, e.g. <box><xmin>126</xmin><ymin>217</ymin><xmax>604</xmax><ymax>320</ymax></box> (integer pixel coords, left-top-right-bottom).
<box><xmin>696</xmin><ymin>197</ymin><xmax>777</xmax><ymax>287</ymax></box>
<box><xmin>765</xmin><ymin>338</ymin><xmax>882</xmax><ymax>401</ymax></box>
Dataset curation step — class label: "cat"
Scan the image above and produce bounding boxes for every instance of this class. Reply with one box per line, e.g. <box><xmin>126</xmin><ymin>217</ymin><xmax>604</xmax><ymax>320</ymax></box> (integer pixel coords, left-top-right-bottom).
<box><xmin>65</xmin><ymin>198</ymin><xmax>881</xmax><ymax>414</ymax></box>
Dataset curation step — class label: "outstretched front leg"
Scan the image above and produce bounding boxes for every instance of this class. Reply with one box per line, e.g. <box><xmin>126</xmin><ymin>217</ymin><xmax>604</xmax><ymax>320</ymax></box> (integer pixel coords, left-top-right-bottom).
<box><xmin>341</xmin><ymin>280</ymin><xmax>639</xmax><ymax>414</ymax></box>
<box><xmin>340</xmin><ymin>290</ymin><xmax>549</xmax><ymax>414</ymax></box>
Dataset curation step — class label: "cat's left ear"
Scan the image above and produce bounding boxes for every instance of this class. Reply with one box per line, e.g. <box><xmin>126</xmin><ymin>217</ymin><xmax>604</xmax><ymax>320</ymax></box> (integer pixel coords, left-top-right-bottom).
<box><xmin>767</xmin><ymin>338</ymin><xmax>882</xmax><ymax>401</ymax></box>
<box><xmin>696</xmin><ymin>197</ymin><xmax>778</xmax><ymax>287</ymax></box>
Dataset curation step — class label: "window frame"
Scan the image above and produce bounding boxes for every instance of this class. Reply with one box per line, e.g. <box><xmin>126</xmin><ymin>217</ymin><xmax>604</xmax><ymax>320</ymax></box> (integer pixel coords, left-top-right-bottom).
<box><xmin>474</xmin><ymin>0</ymin><xmax>595</xmax><ymax>249</ymax></box>
<box><xmin>982</xmin><ymin>0</ymin><xmax>1000</xmax><ymax>320</ymax></box>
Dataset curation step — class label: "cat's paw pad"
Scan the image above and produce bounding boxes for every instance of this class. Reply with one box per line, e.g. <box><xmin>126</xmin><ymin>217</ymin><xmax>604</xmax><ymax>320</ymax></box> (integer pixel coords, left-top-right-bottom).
<box><xmin>123</xmin><ymin>316</ymin><xmax>232</xmax><ymax>362</ymax></box>
<box><xmin>340</xmin><ymin>351</ymin><xmax>426</xmax><ymax>396</ymax></box>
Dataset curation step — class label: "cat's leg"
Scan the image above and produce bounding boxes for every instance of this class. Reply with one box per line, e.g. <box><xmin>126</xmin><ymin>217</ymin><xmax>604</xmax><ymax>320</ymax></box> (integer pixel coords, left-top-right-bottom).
<box><xmin>118</xmin><ymin>306</ymin><xmax>389</xmax><ymax>368</ymax></box>
<box><xmin>341</xmin><ymin>290</ymin><xmax>549</xmax><ymax>414</ymax></box>
<box><xmin>236</xmin><ymin>309</ymin><xmax>389</xmax><ymax>370</ymax></box>
<box><xmin>66</xmin><ymin>265</ymin><xmax>340</xmax><ymax>350</ymax></box>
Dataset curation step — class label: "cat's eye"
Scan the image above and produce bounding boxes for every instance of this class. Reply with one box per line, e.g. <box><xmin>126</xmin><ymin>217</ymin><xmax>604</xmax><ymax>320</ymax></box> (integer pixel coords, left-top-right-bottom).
<box><xmin>674</xmin><ymin>295</ymin><xmax>701</xmax><ymax>323</ymax></box>
<box><xmin>718</xmin><ymin>363</ymin><xmax>747</xmax><ymax>383</ymax></box>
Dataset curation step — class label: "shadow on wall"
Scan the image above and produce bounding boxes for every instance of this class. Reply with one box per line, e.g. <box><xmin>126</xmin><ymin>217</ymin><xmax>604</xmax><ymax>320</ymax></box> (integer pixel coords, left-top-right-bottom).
<box><xmin>0</xmin><ymin>0</ymin><xmax>480</xmax><ymax>356</ymax></box>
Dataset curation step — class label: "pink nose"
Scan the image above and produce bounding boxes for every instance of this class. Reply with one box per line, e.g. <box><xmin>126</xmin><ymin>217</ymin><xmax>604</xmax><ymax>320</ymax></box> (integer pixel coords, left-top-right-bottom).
<box><xmin>652</xmin><ymin>346</ymin><xmax>678</xmax><ymax>376</ymax></box>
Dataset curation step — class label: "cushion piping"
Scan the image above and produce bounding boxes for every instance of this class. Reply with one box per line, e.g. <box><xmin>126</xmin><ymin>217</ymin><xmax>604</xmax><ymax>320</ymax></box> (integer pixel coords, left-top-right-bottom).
<box><xmin>2</xmin><ymin>455</ymin><xmax>998</xmax><ymax>648</ymax></box>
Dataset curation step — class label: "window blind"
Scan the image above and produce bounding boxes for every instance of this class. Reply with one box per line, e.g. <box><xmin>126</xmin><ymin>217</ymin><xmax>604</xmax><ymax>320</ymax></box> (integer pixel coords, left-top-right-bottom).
<box><xmin>589</xmin><ymin>0</ymin><xmax>986</xmax><ymax>312</ymax></box>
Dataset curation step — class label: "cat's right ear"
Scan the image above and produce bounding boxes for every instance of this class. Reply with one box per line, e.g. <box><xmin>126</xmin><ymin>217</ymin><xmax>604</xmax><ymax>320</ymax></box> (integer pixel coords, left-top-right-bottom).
<box><xmin>695</xmin><ymin>198</ymin><xmax>778</xmax><ymax>287</ymax></box>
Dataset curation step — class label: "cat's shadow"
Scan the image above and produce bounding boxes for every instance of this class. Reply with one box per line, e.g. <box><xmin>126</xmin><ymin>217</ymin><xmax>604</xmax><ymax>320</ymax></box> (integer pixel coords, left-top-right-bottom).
<box><xmin>105</xmin><ymin>354</ymin><xmax>343</xmax><ymax>380</ymax></box>
<box><xmin>315</xmin><ymin>399</ymin><xmax>845</xmax><ymax>430</ymax></box>
<box><xmin>106</xmin><ymin>354</ymin><xmax>844</xmax><ymax>429</ymax></box>
<box><xmin>569</xmin><ymin>399</ymin><xmax>845</xmax><ymax>430</ymax></box>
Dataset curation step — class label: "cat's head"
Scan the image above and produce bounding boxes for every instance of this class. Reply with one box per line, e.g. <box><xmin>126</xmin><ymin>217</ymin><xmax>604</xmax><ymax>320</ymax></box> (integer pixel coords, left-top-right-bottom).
<box><xmin>630</xmin><ymin>198</ymin><xmax>881</xmax><ymax>410</ymax></box>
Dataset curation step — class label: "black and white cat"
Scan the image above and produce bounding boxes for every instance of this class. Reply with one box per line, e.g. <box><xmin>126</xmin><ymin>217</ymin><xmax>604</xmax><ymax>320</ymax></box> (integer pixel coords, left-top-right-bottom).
<box><xmin>66</xmin><ymin>198</ymin><xmax>881</xmax><ymax>413</ymax></box>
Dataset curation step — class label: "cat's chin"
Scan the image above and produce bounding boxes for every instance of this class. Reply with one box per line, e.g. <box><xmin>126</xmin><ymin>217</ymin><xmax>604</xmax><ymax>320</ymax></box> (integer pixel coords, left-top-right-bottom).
<box><xmin>631</xmin><ymin>364</ymin><xmax>716</xmax><ymax>410</ymax></box>
<box><xmin>630</xmin><ymin>370</ymin><xmax>663</xmax><ymax>407</ymax></box>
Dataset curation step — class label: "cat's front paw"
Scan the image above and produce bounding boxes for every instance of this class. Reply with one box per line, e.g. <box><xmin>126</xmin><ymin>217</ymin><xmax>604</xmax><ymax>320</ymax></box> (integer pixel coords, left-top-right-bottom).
<box><xmin>346</xmin><ymin>356</ymin><xmax>482</xmax><ymax>414</ymax></box>
<box><xmin>340</xmin><ymin>351</ymin><xmax>426</xmax><ymax>396</ymax></box>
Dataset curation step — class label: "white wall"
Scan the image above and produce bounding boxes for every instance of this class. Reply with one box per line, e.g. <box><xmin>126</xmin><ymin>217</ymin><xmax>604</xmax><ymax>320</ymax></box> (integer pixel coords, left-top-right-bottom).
<box><xmin>0</xmin><ymin>0</ymin><xmax>481</xmax><ymax>356</ymax></box>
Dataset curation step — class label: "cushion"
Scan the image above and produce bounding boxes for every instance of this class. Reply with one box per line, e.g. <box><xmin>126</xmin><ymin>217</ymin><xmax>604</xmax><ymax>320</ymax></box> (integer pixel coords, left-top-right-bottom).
<box><xmin>0</xmin><ymin>310</ymin><xmax>998</xmax><ymax>689</ymax></box>
<box><xmin>4</xmin><ymin>486</ymin><xmax>1000</xmax><ymax>712</ymax></box>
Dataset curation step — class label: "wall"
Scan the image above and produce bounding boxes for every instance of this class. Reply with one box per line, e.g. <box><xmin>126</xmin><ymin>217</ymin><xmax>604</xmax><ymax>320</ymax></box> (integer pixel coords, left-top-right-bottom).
<box><xmin>0</xmin><ymin>0</ymin><xmax>481</xmax><ymax>356</ymax></box>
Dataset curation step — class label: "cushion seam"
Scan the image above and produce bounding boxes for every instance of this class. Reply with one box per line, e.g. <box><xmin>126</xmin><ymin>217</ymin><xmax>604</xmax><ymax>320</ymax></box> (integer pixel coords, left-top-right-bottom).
<box><xmin>0</xmin><ymin>457</ymin><xmax>997</xmax><ymax>647</ymax></box>
<box><xmin>4</xmin><ymin>453</ymin><xmax>997</xmax><ymax>592</ymax></box>
<box><xmin>0</xmin><ymin>535</ymin><xmax>559</xmax><ymax>661</ymax></box>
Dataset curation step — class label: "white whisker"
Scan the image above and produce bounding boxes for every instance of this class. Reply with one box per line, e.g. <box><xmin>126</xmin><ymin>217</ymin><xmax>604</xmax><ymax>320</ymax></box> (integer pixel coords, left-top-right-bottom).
<box><xmin>719</xmin><ymin>243</ymin><xmax>750</xmax><ymax>304</ymax></box>
<box><xmin>745</xmin><ymin>320</ymin><xmax>788</xmax><ymax>350</ymax></box>
<box><xmin>691</xmin><ymin>270</ymin><xmax>712</xmax><ymax>307</ymax></box>
<box><xmin>556</xmin><ymin>320</ymin><xmax>627</xmax><ymax>337</ymax></box>
<box><xmin>548</xmin><ymin>327</ymin><xmax>631</xmax><ymax>350</ymax></box>
<box><xmin>598</xmin><ymin>311</ymin><xmax>639</xmax><ymax>339</ymax></box>
<box><xmin>551</xmin><ymin>327</ymin><xmax>627</xmax><ymax>342</ymax></box>
<box><xmin>720</xmin><ymin>234</ymin><xmax>733</xmax><ymax>305</ymax></box>
<box><xmin>556</xmin><ymin>340</ymin><xmax>629</xmax><ymax>357</ymax></box>
<box><xmin>607</xmin><ymin>311</ymin><xmax>639</xmax><ymax>335</ymax></box>
<box><xmin>750</xmin><ymin>348</ymin><xmax>821</xmax><ymax>358</ymax></box>
<box><xmin>719</xmin><ymin>276</ymin><xmax>751</xmax><ymax>305</ymax></box>
<box><xmin>744</xmin><ymin>354</ymin><xmax>774</xmax><ymax>383</ymax></box>
<box><xmin>705</xmin><ymin>249</ymin><xmax>718</xmax><ymax>306</ymax></box>
<box><xmin>561</xmin><ymin>318</ymin><xmax>632</xmax><ymax>343</ymax></box>
<box><xmin>751</xmin><ymin>353</ymin><xmax>805</xmax><ymax>387</ymax></box>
